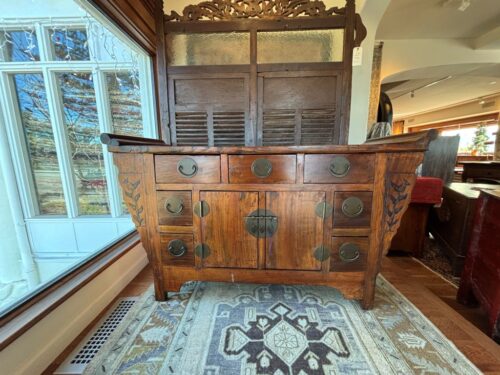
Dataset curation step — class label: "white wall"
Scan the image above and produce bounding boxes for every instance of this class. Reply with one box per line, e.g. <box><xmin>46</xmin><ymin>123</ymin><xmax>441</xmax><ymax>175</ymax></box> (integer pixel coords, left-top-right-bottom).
<box><xmin>0</xmin><ymin>243</ymin><xmax>148</xmax><ymax>375</ymax></box>
<box><xmin>348</xmin><ymin>0</ymin><xmax>391</xmax><ymax>144</ymax></box>
<box><xmin>0</xmin><ymin>0</ymin><xmax>85</xmax><ymax>18</ymax></box>
<box><xmin>0</xmin><ymin>168</ymin><xmax>22</xmax><ymax>284</ymax></box>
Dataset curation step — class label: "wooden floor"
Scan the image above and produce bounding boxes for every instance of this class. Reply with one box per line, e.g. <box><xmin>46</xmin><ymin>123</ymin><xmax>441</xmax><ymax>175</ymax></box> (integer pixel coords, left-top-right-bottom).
<box><xmin>48</xmin><ymin>256</ymin><xmax>500</xmax><ymax>374</ymax></box>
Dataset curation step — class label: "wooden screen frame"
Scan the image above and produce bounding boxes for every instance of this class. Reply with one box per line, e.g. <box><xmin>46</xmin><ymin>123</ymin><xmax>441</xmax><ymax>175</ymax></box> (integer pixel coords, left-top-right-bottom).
<box><xmin>159</xmin><ymin>0</ymin><xmax>366</xmax><ymax>145</ymax></box>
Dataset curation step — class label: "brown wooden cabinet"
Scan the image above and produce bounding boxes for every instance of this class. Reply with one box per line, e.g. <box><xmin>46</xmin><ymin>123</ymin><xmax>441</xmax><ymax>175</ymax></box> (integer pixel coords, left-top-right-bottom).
<box><xmin>429</xmin><ymin>183</ymin><xmax>497</xmax><ymax>275</ymax></box>
<box><xmin>107</xmin><ymin>131</ymin><xmax>435</xmax><ymax>309</ymax></box>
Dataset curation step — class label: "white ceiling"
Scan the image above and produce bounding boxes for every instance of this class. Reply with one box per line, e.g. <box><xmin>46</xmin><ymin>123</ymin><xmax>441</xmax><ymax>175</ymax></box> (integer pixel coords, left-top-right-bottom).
<box><xmin>377</xmin><ymin>0</ymin><xmax>500</xmax><ymax>39</ymax></box>
<box><xmin>378</xmin><ymin>0</ymin><xmax>500</xmax><ymax>117</ymax></box>
<box><xmin>383</xmin><ymin>64</ymin><xmax>500</xmax><ymax>117</ymax></box>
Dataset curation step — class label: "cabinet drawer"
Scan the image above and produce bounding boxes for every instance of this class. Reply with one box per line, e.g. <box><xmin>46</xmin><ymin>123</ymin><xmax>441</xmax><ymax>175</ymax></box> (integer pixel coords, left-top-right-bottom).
<box><xmin>155</xmin><ymin>155</ymin><xmax>220</xmax><ymax>184</ymax></box>
<box><xmin>304</xmin><ymin>154</ymin><xmax>374</xmax><ymax>184</ymax></box>
<box><xmin>333</xmin><ymin>192</ymin><xmax>372</xmax><ymax>227</ymax></box>
<box><xmin>160</xmin><ymin>233</ymin><xmax>194</xmax><ymax>267</ymax></box>
<box><xmin>157</xmin><ymin>191</ymin><xmax>192</xmax><ymax>226</ymax></box>
<box><xmin>330</xmin><ymin>236</ymin><xmax>369</xmax><ymax>272</ymax></box>
<box><xmin>228</xmin><ymin>155</ymin><xmax>296</xmax><ymax>183</ymax></box>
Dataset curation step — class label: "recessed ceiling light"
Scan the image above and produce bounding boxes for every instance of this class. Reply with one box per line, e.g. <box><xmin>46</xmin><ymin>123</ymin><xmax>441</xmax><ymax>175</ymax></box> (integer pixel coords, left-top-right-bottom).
<box><xmin>479</xmin><ymin>100</ymin><xmax>486</xmax><ymax>105</ymax></box>
<box><xmin>490</xmin><ymin>81</ymin><xmax>497</xmax><ymax>85</ymax></box>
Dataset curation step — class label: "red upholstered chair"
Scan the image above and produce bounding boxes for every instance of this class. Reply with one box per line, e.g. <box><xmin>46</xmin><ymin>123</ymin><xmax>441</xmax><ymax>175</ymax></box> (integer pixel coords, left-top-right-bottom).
<box><xmin>390</xmin><ymin>177</ymin><xmax>443</xmax><ymax>257</ymax></box>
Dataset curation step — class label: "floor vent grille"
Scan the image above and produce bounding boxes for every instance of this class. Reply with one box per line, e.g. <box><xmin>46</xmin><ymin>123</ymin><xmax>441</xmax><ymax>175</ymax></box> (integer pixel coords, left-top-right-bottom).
<box><xmin>54</xmin><ymin>297</ymin><xmax>137</xmax><ymax>375</ymax></box>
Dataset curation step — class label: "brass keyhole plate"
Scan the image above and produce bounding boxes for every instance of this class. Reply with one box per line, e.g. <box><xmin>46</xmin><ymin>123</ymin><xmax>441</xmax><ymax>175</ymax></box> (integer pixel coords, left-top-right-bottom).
<box><xmin>244</xmin><ymin>209</ymin><xmax>278</xmax><ymax>238</ymax></box>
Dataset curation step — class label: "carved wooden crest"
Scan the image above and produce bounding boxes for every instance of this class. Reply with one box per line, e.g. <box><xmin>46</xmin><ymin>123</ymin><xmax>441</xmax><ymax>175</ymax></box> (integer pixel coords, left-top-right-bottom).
<box><xmin>165</xmin><ymin>0</ymin><xmax>348</xmax><ymax>22</ymax></box>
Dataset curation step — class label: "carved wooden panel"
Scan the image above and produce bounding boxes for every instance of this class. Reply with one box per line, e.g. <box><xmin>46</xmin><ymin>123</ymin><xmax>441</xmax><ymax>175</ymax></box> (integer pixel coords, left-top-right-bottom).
<box><xmin>381</xmin><ymin>153</ymin><xmax>424</xmax><ymax>256</ymax></box>
<box><xmin>165</xmin><ymin>0</ymin><xmax>345</xmax><ymax>22</ymax></box>
<box><xmin>114</xmin><ymin>154</ymin><xmax>146</xmax><ymax>227</ymax></box>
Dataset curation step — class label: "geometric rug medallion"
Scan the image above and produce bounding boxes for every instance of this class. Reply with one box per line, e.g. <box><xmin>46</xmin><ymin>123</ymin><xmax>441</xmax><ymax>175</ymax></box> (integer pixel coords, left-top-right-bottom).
<box><xmin>84</xmin><ymin>277</ymin><xmax>480</xmax><ymax>375</ymax></box>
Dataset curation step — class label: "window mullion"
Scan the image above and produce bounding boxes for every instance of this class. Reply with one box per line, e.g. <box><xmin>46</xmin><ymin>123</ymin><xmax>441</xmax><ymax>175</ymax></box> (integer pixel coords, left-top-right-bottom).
<box><xmin>0</xmin><ymin>72</ymin><xmax>39</xmax><ymax>217</ymax></box>
<box><xmin>43</xmin><ymin>68</ymin><xmax>79</xmax><ymax>218</ymax></box>
<box><xmin>35</xmin><ymin>23</ymin><xmax>51</xmax><ymax>61</ymax></box>
<box><xmin>93</xmin><ymin>69</ymin><xmax>121</xmax><ymax>217</ymax></box>
<box><xmin>138</xmin><ymin>55</ymin><xmax>158</xmax><ymax>138</ymax></box>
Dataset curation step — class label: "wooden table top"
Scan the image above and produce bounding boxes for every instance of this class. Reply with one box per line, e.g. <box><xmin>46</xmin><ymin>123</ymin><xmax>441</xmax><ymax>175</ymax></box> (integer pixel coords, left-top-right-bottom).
<box><xmin>447</xmin><ymin>182</ymin><xmax>499</xmax><ymax>199</ymax></box>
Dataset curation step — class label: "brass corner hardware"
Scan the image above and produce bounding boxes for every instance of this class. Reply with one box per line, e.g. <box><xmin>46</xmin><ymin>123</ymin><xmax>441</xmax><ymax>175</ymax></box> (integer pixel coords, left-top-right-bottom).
<box><xmin>313</xmin><ymin>245</ymin><xmax>331</xmax><ymax>262</ymax></box>
<box><xmin>193</xmin><ymin>200</ymin><xmax>210</xmax><ymax>217</ymax></box>
<box><xmin>315</xmin><ymin>201</ymin><xmax>333</xmax><ymax>219</ymax></box>
<box><xmin>195</xmin><ymin>243</ymin><xmax>210</xmax><ymax>259</ymax></box>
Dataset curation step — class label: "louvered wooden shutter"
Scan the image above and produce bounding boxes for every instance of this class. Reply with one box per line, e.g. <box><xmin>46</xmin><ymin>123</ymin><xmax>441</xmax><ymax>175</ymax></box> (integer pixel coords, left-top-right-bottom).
<box><xmin>169</xmin><ymin>75</ymin><xmax>250</xmax><ymax>146</ymax></box>
<box><xmin>259</xmin><ymin>73</ymin><xmax>341</xmax><ymax>146</ymax></box>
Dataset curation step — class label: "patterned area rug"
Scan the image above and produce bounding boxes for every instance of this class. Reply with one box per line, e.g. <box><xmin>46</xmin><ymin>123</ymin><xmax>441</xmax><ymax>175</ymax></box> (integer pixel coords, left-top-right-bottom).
<box><xmin>84</xmin><ymin>278</ymin><xmax>479</xmax><ymax>374</ymax></box>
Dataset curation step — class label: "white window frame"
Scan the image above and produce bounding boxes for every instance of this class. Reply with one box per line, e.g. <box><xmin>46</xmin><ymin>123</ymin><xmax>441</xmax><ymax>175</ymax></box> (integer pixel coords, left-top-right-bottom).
<box><xmin>0</xmin><ymin>17</ymin><xmax>157</xmax><ymax>223</ymax></box>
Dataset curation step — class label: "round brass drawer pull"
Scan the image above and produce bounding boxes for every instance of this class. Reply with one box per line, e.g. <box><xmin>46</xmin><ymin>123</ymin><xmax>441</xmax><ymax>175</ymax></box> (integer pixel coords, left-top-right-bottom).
<box><xmin>165</xmin><ymin>197</ymin><xmax>184</xmax><ymax>215</ymax></box>
<box><xmin>167</xmin><ymin>239</ymin><xmax>187</xmax><ymax>257</ymax></box>
<box><xmin>251</xmin><ymin>158</ymin><xmax>273</xmax><ymax>178</ymax></box>
<box><xmin>329</xmin><ymin>156</ymin><xmax>351</xmax><ymax>178</ymax></box>
<box><xmin>177</xmin><ymin>157</ymin><xmax>198</xmax><ymax>178</ymax></box>
<box><xmin>339</xmin><ymin>243</ymin><xmax>360</xmax><ymax>262</ymax></box>
<box><xmin>341</xmin><ymin>196</ymin><xmax>364</xmax><ymax>217</ymax></box>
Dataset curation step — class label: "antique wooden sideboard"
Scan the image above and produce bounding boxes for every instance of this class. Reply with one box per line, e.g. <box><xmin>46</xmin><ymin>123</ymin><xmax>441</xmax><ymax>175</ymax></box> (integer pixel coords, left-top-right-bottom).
<box><xmin>102</xmin><ymin>130</ymin><xmax>436</xmax><ymax>309</ymax></box>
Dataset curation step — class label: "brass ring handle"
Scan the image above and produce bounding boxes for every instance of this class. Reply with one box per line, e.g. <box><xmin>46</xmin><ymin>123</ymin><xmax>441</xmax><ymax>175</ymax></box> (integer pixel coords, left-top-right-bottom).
<box><xmin>251</xmin><ymin>158</ymin><xmax>273</xmax><ymax>178</ymax></box>
<box><xmin>178</xmin><ymin>164</ymin><xmax>198</xmax><ymax>177</ymax></box>
<box><xmin>341</xmin><ymin>196</ymin><xmax>364</xmax><ymax>218</ymax></box>
<box><xmin>177</xmin><ymin>158</ymin><xmax>198</xmax><ymax>178</ymax></box>
<box><xmin>166</xmin><ymin>201</ymin><xmax>184</xmax><ymax>215</ymax></box>
<box><xmin>167</xmin><ymin>239</ymin><xmax>187</xmax><ymax>257</ymax></box>
<box><xmin>329</xmin><ymin>156</ymin><xmax>351</xmax><ymax>178</ymax></box>
<box><xmin>339</xmin><ymin>243</ymin><xmax>360</xmax><ymax>262</ymax></box>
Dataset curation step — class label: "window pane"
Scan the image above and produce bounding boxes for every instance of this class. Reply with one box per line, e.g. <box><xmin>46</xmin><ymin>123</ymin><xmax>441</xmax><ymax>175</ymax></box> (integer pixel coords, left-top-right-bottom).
<box><xmin>106</xmin><ymin>72</ymin><xmax>143</xmax><ymax>136</ymax></box>
<box><xmin>50</xmin><ymin>29</ymin><xmax>90</xmax><ymax>61</ymax></box>
<box><xmin>167</xmin><ymin>32</ymin><xmax>250</xmax><ymax>66</ymax></box>
<box><xmin>58</xmin><ymin>72</ymin><xmax>110</xmax><ymax>215</ymax></box>
<box><xmin>257</xmin><ymin>29</ymin><xmax>344</xmax><ymax>64</ymax></box>
<box><xmin>0</xmin><ymin>30</ymin><xmax>40</xmax><ymax>62</ymax></box>
<box><xmin>12</xmin><ymin>74</ymin><xmax>66</xmax><ymax>214</ymax></box>
<box><xmin>106</xmin><ymin>72</ymin><xmax>143</xmax><ymax>214</ymax></box>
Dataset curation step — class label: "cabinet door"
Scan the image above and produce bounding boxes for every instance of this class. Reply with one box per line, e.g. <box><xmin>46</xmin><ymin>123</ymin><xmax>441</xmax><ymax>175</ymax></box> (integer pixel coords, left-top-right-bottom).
<box><xmin>200</xmin><ymin>191</ymin><xmax>259</xmax><ymax>268</ymax></box>
<box><xmin>266</xmin><ymin>191</ymin><xmax>325</xmax><ymax>270</ymax></box>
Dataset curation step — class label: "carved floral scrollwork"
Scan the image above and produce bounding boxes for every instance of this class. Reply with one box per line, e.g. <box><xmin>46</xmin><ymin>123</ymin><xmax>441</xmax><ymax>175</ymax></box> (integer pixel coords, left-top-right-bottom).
<box><xmin>165</xmin><ymin>0</ymin><xmax>345</xmax><ymax>22</ymax></box>
<box><xmin>121</xmin><ymin>177</ymin><xmax>145</xmax><ymax>226</ymax></box>
<box><xmin>381</xmin><ymin>173</ymin><xmax>415</xmax><ymax>255</ymax></box>
<box><xmin>384</xmin><ymin>175</ymin><xmax>411</xmax><ymax>232</ymax></box>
